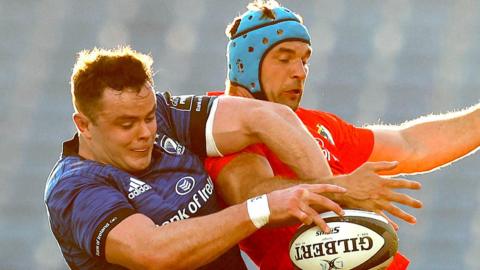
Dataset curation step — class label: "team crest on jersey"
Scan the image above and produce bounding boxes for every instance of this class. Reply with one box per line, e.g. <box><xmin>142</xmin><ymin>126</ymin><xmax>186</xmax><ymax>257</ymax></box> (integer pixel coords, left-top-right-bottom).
<box><xmin>162</xmin><ymin>177</ymin><xmax>215</xmax><ymax>226</ymax></box>
<box><xmin>160</xmin><ymin>135</ymin><xmax>185</xmax><ymax>155</ymax></box>
<box><xmin>316</xmin><ymin>124</ymin><xmax>335</xmax><ymax>145</ymax></box>
<box><xmin>175</xmin><ymin>176</ymin><xmax>195</xmax><ymax>195</ymax></box>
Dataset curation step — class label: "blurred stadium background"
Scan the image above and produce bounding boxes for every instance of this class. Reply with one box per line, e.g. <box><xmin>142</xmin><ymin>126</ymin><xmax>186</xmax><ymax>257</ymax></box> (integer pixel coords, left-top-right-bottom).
<box><xmin>1</xmin><ymin>0</ymin><xmax>479</xmax><ymax>269</ymax></box>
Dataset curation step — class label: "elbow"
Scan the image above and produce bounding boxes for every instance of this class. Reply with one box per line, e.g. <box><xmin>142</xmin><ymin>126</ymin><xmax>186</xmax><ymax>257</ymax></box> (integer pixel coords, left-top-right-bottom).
<box><xmin>267</xmin><ymin>103</ymin><xmax>304</xmax><ymax>133</ymax></box>
<box><xmin>221</xmin><ymin>188</ymin><xmax>245</xmax><ymax>206</ymax></box>
<box><xmin>267</xmin><ymin>102</ymin><xmax>296</xmax><ymax>122</ymax></box>
<box><xmin>217</xmin><ymin>180</ymin><xmax>245</xmax><ymax>206</ymax></box>
<box><xmin>247</xmin><ymin>102</ymin><xmax>295</xmax><ymax>135</ymax></box>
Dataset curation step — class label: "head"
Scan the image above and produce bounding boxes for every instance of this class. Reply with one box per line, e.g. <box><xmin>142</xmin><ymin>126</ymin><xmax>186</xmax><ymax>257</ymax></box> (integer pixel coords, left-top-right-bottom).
<box><xmin>71</xmin><ymin>46</ymin><xmax>157</xmax><ymax>173</ymax></box>
<box><xmin>225</xmin><ymin>0</ymin><xmax>311</xmax><ymax>110</ymax></box>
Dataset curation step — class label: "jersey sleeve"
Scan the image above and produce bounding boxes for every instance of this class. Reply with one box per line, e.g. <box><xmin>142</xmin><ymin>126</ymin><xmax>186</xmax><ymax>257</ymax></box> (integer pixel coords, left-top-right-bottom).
<box><xmin>46</xmin><ymin>176</ymin><xmax>136</xmax><ymax>259</ymax></box>
<box><xmin>204</xmin><ymin>144</ymin><xmax>267</xmax><ymax>182</ymax></box>
<box><xmin>156</xmin><ymin>92</ymin><xmax>216</xmax><ymax>158</ymax></box>
<box><xmin>327</xmin><ymin>113</ymin><xmax>374</xmax><ymax>172</ymax></box>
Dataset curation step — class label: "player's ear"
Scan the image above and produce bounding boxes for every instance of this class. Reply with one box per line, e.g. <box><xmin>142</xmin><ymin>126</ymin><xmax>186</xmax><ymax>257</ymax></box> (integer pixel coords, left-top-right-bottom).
<box><xmin>73</xmin><ymin>112</ymin><xmax>93</xmax><ymax>139</ymax></box>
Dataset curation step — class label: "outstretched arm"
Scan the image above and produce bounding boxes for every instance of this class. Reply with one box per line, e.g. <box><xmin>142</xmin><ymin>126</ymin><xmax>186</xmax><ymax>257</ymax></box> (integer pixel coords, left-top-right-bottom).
<box><xmin>213</xmin><ymin>152</ymin><xmax>422</xmax><ymax>228</ymax></box>
<box><xmin>210</xmin><ymin>96</ymin><xmax>333</xmax><ymax>179</ymax></box>
<box><xmin>105</xmin><ymin>184</ymin><xmax>345</xmax><ymax>270</ymax></box>
<box><xmin>368</xmin><ymin>103</ymin><xmax>480</xmax><ymax>175</ymax></box>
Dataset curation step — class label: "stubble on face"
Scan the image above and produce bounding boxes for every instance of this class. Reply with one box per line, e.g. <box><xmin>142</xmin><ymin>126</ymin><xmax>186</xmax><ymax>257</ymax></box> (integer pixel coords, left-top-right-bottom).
<box><xmin>260</xmin><ymin>41</ymin><xmax>311</xmax><ymax>111</ymax></box>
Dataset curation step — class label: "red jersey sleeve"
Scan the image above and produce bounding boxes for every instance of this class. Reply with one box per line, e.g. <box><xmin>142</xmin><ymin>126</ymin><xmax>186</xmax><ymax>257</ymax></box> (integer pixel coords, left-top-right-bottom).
<box><xmin>326</xmin><ymin>113</ymin><xmax>374</xmax><ymax>172</ymax></box>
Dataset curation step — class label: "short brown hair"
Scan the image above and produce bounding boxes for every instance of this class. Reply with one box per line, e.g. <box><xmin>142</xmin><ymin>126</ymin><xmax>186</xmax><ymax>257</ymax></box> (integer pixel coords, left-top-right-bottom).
<box><xmin>71</xmin><ymin>46</ymin><xmax>154</xmax><ymax>121</ymax></box>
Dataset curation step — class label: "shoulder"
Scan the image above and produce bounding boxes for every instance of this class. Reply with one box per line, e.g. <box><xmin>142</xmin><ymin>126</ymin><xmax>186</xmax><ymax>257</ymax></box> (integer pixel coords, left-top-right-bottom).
<box><xmin>45</xmin><ymin>156</ymin><xmax>133</xmax><ymax>227</ymax></box>
<box><xmin>296</xmin><ymin>107</ymin><xmax>346</xmax><ymax>123</ymax></box>
<box><xmin>156</xmin><ymin>91</ymin><xmax>201</xmax><ymax>111</ymax></box>
<box><xmin>45</xmin><ymin>156</ymin><xmax>117</xmax><ymax>204</ymax></box>
<box><xmin>156</xmin><ymin>91</ymin><xmax>170</xmax><ymax>104</ymax></box>
<box><xmin>296</xmin><ymin>107</ymin><xmax>351</xmax><ymax>132</ymax></box>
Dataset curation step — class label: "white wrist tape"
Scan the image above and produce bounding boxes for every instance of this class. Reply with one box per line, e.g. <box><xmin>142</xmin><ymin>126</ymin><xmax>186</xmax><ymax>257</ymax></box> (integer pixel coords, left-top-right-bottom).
<box><xmin>246</xmin><ymin>194</ymin><xmax>270</xmax><ymax>228</ymax></box>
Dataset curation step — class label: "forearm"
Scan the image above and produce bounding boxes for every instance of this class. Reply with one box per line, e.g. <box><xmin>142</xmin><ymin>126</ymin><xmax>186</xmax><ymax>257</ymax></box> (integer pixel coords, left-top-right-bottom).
<box><xmin>112</xmin><ymin>204</ymin><xmax>256</xmax><ymax>270</ymax></box>
<box><xmin>369</xmin><ymin>103</ymin><xmax>480</xmax><ymax>174</ymax></box>
<box><xmin>213</xmin><ymin>97</ymin><xmax>332</xmax><ymax>179</ymax></box>
<box><xmin>155</xmin><ymin>203</ymin><xmax>255</xmax><ymax>269</ymax></box>
<box><xmin>398</xmin><ymin>104</ymin><xmax>480</xmax><ymax>173</ymax></box>
<box><xmin>250</xmin><ymin>105</ymin><xmax>333</xmax><ymax>178</ymax></box>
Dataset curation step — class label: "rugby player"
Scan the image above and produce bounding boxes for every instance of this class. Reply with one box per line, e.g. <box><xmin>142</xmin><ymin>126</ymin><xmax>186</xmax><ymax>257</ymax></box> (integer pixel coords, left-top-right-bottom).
<box><xmin>44</xmin><ymin>47</ymin><xmax>350</xmax><ymax>270</ymax></box>
<box><xmin>204</xmin><ymin>1</ymin><xmax>480</xmax><ymax>269</ymax></box>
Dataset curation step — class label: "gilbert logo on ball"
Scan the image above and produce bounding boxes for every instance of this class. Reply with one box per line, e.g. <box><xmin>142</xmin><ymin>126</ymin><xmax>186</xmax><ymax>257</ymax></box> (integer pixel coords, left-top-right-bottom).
<box><xmin>289</xmin><ymin>209</ymin><xmax>398</xmax><ymax>270</ymax></box>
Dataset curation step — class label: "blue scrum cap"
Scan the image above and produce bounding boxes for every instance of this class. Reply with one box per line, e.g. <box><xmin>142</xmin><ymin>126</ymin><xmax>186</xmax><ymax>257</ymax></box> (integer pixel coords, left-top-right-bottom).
<box><xmin>226</xmin><ymin>5</ymin><xmax>311</xmax><ymax>100</ymax></box>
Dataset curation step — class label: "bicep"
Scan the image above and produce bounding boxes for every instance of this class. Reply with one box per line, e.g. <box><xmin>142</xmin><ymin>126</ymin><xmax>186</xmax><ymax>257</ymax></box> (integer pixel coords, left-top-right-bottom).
<box><xmin>216</xmin><ymin>152</ymin><xmax>275</xmax><ymax>205</ymax></box>
<box><xmin>70</xmin><ymin>188</ymin><xmax>136</xmax><ymax>259</ymax></box>
<box><xmin>207</xmin><ymin>96</ymin><xmax>258</xmax><ymax>156</ymax></box>
<box><xmin>105</xmin><ymin>213</ymin><xmax>156</xmax><ymax>269</ymax></box>
<box><xmin>208</xmin><ymin>96</ymin><xmax>295</xmax><ymax>156</ymax></box>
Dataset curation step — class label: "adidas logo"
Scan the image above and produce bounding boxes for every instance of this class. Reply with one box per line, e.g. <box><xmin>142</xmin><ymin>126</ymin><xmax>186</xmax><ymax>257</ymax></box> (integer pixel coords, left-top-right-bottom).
<box><xmin>128</xmin><ymin>178</ymin><xmax>152</xmax><ymax>199</ymax></box>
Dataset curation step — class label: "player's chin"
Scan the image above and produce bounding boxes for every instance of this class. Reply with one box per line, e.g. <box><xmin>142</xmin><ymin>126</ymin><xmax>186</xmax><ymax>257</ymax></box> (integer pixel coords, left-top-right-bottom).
<box><xmin>284</xmin><ymin>100</ymin><xmax>300</xmax><ymax>111</ymax></box>
<box><xmin>126</xmin><ymin>155</ymin><xmax>152</xmax><ymax>172</ymax></box>
<box><xmin>280</xmin><ymin>96</ymin><xmax>301</xmax><ymax>111</ymax></box>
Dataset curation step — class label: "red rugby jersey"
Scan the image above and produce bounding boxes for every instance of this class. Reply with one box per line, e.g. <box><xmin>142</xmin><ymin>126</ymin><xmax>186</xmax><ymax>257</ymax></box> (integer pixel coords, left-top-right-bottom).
<box><xmin>205</xmin><ymin>93</ymin><xmax>409</xmax><ymax>270</ymax></box>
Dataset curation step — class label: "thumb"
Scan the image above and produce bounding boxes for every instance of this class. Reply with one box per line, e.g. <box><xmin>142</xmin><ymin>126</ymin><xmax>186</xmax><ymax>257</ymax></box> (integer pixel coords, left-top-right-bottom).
<box><xmin>364</xmin><ymin>161</ymin><xmax>399</xmax><ymax>172</ymax></box>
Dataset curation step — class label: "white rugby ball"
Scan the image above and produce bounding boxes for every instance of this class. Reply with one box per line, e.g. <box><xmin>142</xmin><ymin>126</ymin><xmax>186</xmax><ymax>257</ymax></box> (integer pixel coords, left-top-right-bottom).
<box><xmin>289</xmin><ymin>209</ymin><xmax>398</xmax><ymax>270</ymax></box>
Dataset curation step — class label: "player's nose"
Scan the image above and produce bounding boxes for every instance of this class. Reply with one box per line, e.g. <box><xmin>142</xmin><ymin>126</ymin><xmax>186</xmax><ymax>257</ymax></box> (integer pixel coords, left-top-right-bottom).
<box><xmin>138</xmin><ymin>121</ymin><xmax>154</xmax><ymax>140</ymax></box>
<box><xmin>291</xmin><ymin>59</ymin><xmax>307</xmax><ymax>80</ymax></box>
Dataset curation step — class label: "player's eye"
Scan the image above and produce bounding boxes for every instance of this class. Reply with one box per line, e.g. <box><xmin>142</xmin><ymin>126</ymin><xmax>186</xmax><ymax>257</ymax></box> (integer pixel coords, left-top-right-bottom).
<box><xmin>277</xmin><ymin>53</ymin><xmax>292</xmax><ymax>63</ymax></box>
<box><xmin>120</xmin><ymin>122</ymin><xmax>134</xmax><ymax>129</ymax></box>
<box><xmin>145</xmin><ymin>116</ymin><xmax>155</xmax><ymax>123</ymax></box>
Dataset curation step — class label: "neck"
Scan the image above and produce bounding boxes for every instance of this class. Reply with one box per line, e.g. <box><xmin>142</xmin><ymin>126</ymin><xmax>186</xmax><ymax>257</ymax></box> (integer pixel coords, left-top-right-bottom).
<box><xmin>77</xmin><ymin>134</ymin><xmax>95</xmax><ymax>161</ymax></box>
<box><xmin>226</xmin><ymin>82</ymin><xmax>255</xmax><ymax>98</ymax></box>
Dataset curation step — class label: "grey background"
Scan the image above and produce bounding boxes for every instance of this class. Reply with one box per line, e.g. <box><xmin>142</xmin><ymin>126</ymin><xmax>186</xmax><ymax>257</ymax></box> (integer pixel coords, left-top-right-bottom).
<box><xmin>1</xmin><ymin>0</ymin><xmax>479</xmax><ymax>269</ymax></box>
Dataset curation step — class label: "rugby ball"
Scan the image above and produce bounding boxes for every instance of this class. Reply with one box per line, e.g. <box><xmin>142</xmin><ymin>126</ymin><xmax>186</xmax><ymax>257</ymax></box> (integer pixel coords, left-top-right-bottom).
<box><xmin>289</xmin><ymin>209</ymin><xmax>398</xmax><ymax>270</ymax></box>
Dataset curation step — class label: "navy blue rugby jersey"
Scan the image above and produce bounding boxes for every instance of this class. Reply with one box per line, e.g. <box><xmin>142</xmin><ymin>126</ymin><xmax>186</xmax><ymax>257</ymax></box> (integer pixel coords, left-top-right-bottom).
<box><xmin>44</xmin><ymin>93</ymin><xmax>246</xmax><ymax>270</ymax></box>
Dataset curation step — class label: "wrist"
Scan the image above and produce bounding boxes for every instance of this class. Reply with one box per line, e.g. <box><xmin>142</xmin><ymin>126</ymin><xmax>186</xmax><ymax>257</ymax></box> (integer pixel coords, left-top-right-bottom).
<box><xmin>246</xmin><ymin>194</ymin><xmax>270</xmax><ymax>228</ymax></box>
<box><xmin>321</xmin><ymin>175</ymin><xmax>347</xmax><ymax>204</ymax></box>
